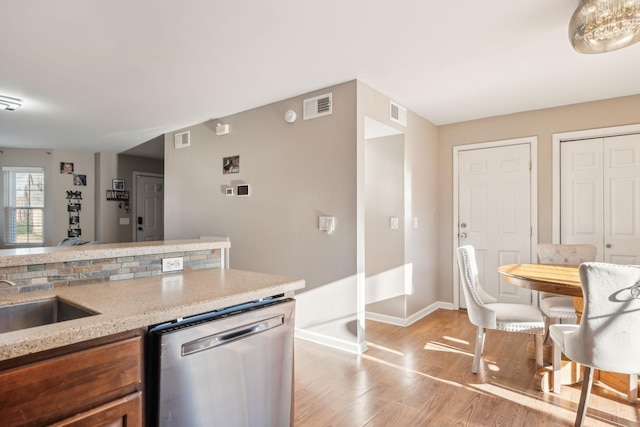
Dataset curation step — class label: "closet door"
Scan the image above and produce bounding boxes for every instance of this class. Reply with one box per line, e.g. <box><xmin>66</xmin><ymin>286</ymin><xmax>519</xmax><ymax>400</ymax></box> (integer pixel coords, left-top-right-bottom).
<box><xmin>604</xmin><ymin>134</ymin><xmax>640</xmax><ymax>264</ymax></box>
<box><xmin>560</xmin><ymin>138</ymin><xmax>604</xmax><ymax>258</ymax></box>
<box><xmin>560</xmin><ymin>134</ymin><xmax>640</xmax><ymax>264</ymax></box>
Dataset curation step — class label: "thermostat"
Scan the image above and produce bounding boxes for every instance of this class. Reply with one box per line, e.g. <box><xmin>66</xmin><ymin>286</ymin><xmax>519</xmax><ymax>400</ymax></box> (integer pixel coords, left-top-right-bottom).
<box><xmin>237</xmin><ymin>184</ymin><xmax>250</xmax><ymax>196</ymax></box>
<box><xmin>225</xmin><ymin>187</ymin><xmax>234</xmax><ymax>196</ymax></box>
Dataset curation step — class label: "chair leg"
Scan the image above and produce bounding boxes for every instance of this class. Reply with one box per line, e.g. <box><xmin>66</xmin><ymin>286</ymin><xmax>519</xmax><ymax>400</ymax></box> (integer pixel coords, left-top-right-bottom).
<box><xmin>552</xmin><ymin>338</ymin><xmax>561</xmax><ymax>393</ymax></box>
<box><xmin>472</xmin><ymin>326</ymin><xmax>485</xmax><ymax>374</ymax></box>
<box><xmin>629</xmin><ymin>374</ymin><xmax>638</xmax><ymax>404</ymax></box>
<box><xmin>534</xmin><ymin>334</ymin><xmax>543</xmax><ymax>369</ymax></box>
<box><xmin>575</xmin><ymin>366</ymin><xmax>594</xmax><ymax>427</ymax></box>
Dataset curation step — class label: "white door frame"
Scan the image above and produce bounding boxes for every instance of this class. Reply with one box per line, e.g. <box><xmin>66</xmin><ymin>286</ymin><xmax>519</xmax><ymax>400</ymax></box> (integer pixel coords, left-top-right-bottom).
<box><xmin>552</xmin><ymin>123</ymin><xmax>640</xmax><ymax>243</ymax></box>
<box><xmin>452</xmin><ymin>136</ymin><xmax>538</xmax><ymax>309</ymax></box>
<box><xmin>131</xmin><ymin>171</ymin><xmax>164</xmax><ymax>242</ymax></box>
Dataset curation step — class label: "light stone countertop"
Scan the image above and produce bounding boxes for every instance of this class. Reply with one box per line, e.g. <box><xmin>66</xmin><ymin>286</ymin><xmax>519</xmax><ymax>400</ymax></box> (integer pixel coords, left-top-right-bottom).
<box><xmin>0</xmin><ymin>268</ymin><xmax>304</xmax><ymax>362</ymax></box>
<box><xmin>0</xmin><ymin>238</ymin><xmax>231</xmax><ymax>268</ymax></box>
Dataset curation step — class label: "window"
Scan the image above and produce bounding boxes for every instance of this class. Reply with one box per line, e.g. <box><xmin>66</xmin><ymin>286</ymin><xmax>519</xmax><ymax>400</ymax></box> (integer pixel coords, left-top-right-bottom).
<box><xmin>3</xmin><ymin>167</ymin><xmax>44</xmax><ymax>245</ymax></box>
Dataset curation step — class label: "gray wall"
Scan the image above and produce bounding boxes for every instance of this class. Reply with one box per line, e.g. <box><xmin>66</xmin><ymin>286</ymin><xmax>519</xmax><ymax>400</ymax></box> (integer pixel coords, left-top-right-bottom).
<box><xmin>116</xmin><ymin>154</ymin><xmax>164</xmax><ymax>242</ymax></box>
<box><xmin>164</xmin><ymin>81</ymin><xmax>361</xmax><ymax>350</ymax></box>
<box><xmin>358</xmin><ymin>82</ymin><xmax>440</xmax><ymax>324</ymax></box>
<box><xmin>163</xmin><ymin>80</ymin><xmax>441</xmax><ymax>350</ymax></box>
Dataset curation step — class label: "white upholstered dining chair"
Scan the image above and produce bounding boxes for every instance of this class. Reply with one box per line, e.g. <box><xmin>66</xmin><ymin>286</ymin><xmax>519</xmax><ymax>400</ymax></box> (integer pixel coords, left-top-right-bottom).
<box><xmin>456</xmin><ymin>245</ymin><xmax>545</xmax><ymax>374</ymax></box>
<box><xmin>549</xmin><ymin>263</ymin><xmax>640</xmax><ymax>427</ymax></box>
<box><xmin>537</xmin><ymin>244</ymin><xmax>597</xmax><ymax>322</ymax></box>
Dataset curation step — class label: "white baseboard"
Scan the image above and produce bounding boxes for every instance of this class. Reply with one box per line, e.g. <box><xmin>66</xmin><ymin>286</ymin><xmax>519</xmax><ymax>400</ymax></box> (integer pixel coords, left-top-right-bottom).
<box><xmin>295</xmin><ymin>328</ymin><xmax>367</xmax><ymax>354</ymax></box>
<box><xmin>365</xmin><ymin>301</ymin><xmax>454</xmax><ymax>327</ymax></box>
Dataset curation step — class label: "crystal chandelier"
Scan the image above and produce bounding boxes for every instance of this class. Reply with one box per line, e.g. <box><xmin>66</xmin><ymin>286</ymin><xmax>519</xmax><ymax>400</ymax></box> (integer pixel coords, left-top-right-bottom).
<box><xmin>569</xmin><ymin>0</ymin><xmax>640</xmax><ymax>53</ymax></box>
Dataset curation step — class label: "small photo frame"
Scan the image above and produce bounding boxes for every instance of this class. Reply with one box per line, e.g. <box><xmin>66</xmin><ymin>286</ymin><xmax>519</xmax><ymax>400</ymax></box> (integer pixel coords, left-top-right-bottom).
<box><xmin>112</xmin><ymin>179</ymin><xmax>125</xmax><ymax>191</ymax></box>
<box><xmin>68</xmin><ymin>228</ymin><xmax>82</xmax><ymax>238</ymax></box>
<box><xmin>67</xmin><ymin>203</ymin><xmax>81</xmax><ymax>212</ymax></box>
<box><xmin>73</xmin><ymin>174</ymin><xmax>87</xmax><ymax>186</ymax></box>
<box><xmin>60</xmin><ymin>162</ymin><xmax>74</xmax><ymax>174</ymax></box>
<box><xmin>223</xmin><ymin>155</ymin><xmax>240</xmax><ymax>174</ymax></box>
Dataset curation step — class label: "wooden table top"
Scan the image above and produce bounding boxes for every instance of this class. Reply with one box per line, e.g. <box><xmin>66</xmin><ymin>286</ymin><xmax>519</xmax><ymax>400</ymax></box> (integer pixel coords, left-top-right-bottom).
<box><xmin>498</xmin><ymin>263</ymin><xmax>582</xmax><ymax>297</ymax></box>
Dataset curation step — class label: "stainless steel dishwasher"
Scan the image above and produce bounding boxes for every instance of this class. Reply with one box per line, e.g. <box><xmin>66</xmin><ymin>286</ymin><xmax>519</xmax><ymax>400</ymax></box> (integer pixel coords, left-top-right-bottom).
<box><xmin>148</xmin><ymin>297</ymin><xmax>295</xmax><ymax>427</ymax></box>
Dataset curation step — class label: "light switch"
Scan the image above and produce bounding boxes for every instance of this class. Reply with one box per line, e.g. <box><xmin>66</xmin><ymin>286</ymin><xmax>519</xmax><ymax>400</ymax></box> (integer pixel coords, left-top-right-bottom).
<box><xmin>319</xmin><ymin>216</ymin><xmax>335</xmax><ymax>234</ymax></box>
<box><xmin>119</xmin><ymin>218</ymin><xmax>130</xmax><ymax>225</ymax></box>
<box><xmin>390</xmin><ymin>217</ymin><xmax>399</xmax><ymax>230</ymax></box>
<box><xmin>413</xmin><ymin>217</ymin><xmax>419</xmax><ymax>229</ymax></box>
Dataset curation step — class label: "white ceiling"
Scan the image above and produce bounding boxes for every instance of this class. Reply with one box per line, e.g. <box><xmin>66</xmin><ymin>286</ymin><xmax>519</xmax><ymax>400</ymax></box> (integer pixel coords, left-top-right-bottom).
<box><xmin>2</xmin><ymin>0</ymin><xmax>640</xmax><ymax>157</ymax></box>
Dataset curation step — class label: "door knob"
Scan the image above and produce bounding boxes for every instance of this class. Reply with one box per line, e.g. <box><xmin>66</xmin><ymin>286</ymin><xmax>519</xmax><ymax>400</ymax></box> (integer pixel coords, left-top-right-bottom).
<box><xmin>138</xmin><ymin>227</ymin><xmax>143</xmax><ymax>231</ymax></box>
<box><xmin>460</xmin><ymin>223</ymin><xmax>467</xmax><ymax>229</ymax></box>
<box><xmin>460</xmin><ymin>232</ymin><xmax>467</xmax><ymax>239</ymax></box>
<box><xmin>606</xmin><ymin>243</ymin><xmax>612</xmax><ymax>248</ymax></box>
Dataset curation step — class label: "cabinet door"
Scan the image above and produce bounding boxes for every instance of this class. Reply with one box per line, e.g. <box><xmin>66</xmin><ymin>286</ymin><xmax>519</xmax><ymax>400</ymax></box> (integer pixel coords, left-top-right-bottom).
<box><xmin>0</xmin><ymin>336</ymin><xmax>141</xmax><ymax>426</ymax></box>
<box><xmin>49</xmin><ymin>392</ymin><xmax>142</xmax><ymax>427</ymax></box>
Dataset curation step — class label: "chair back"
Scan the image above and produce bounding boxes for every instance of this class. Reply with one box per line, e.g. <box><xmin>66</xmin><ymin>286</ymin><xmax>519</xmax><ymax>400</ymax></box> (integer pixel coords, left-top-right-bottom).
<box><xmin>564</xmin><ymin>263</ymin><xmax>640</xmax><ymax>374</ymax></box>
<box><xmin>537</xmin><ymin>243</ymin><xmax>596</xmax><ymax>265</ymax></box>
<box><xmin>456</xmin><ymin>246</ymin><xmax>497</xmax><ymax>329</ymax></box>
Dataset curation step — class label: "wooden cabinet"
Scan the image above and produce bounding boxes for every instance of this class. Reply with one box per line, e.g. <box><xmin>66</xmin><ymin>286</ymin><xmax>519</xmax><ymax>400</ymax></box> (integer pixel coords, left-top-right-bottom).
<box><xmin>50</xmin><ymin>392</ymin><xmax>142</xmax><ymax>427</ymax></box>
<box><xmin>0</xmin><ymin>330</ymin><xmax>143</xmax><ymax>427</ymax></box>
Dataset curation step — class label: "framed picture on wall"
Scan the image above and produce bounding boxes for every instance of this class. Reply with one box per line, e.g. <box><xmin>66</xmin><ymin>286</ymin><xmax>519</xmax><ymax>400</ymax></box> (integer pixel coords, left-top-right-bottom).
<box><xmin>222</xmin><ymin>156</ymin><xmax>240</xmax><ymax>174</ymax></box>
<box><xmin>60</xmin><ymin>162</ymin><xmax>74</xmax><ymax>174</ymax></box>
<box><xmin>112</xmin><ymin>179</ymin><xmax>125</xmax><ymax>191</ymax></box>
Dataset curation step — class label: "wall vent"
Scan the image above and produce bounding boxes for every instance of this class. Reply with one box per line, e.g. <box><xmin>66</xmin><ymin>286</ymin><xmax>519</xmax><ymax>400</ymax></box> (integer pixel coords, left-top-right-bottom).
<box><xmin>390</xmin><ymin>101</ymin><xmax>407</xmax><ymax>126</ymax></box>
<box><xmin>174</xmin><ymin>130</ymin><xmax>190</xmax><ymax>149</ymax></box>
<box><xmin>303</xmin><ymin>93</ymin><xmax>332</xmax><ymax>120</ymax></box>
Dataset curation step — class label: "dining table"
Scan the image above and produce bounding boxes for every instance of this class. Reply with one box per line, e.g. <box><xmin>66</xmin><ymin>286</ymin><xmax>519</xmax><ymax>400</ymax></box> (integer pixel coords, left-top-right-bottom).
<box><xmin>498</xmin><ymin>263</ymin><xmax>637</xmax><ymax>401</ymax></box>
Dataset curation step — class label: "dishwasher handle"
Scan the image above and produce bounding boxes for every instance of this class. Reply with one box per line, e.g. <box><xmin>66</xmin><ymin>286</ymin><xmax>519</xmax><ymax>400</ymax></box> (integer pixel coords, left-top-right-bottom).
<box><xmin>181</xmin><ymin>314</ymin><xmax>285</xmax><ymax>356</ymax></box>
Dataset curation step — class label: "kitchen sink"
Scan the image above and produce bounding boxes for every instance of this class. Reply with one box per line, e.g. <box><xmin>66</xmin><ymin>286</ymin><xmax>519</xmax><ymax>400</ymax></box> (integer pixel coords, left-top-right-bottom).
<box><xmin>0</xmin><ymin>297</ymin><xmax>98</xmax><ymax>334</ymax></box>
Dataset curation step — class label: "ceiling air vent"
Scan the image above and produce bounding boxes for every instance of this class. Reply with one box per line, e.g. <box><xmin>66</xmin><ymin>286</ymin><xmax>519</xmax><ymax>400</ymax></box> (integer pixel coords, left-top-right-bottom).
<box><xmin>174</xmin><ymin>130</ymin><xmax>190</xmax><ymax>149</ymax></box>
<box><xmin>390</xmin><ymin>101</ymin><xmax>407</xmax><ymax>126</ymax></box>
<box><xmin>303</xmin><ymin>93</ymin><xmax>332</xmax><ymax>120</ymax></box>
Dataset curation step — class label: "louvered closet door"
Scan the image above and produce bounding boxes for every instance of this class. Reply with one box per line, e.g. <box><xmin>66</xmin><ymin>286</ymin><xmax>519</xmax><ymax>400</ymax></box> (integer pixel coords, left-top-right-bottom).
<box><xmin>560</xmin><ymin>134</ymin><xmax>640</xmax><ymax>264</ymax></box>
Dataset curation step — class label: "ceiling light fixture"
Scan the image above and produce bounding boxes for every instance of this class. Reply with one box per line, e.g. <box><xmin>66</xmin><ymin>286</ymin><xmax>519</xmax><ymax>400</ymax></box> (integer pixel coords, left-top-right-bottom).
<box><xmin>570</xmin><ymin>0</ymin><xmax>640</xmax><ymax>53</ymax></box>
<box><xmin>0</xmin><ymin>95</ymin><xmax>22</xmax><ymax>111</ymax></box>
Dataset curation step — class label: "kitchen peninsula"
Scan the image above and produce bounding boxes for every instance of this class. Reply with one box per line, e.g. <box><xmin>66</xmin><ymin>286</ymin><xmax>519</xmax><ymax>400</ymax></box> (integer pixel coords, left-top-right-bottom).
<box><xmin>0</xmin><ymin>239</ymin><xmax>304</xmax><ymax>426</ymax></box>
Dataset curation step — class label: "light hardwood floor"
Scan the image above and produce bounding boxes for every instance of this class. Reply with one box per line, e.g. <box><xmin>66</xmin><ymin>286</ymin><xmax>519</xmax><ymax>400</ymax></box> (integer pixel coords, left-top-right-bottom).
<box><xmin>294</xmin><ymin>309</ymin><xmax>640</xmax><ymax>426</ymax></box>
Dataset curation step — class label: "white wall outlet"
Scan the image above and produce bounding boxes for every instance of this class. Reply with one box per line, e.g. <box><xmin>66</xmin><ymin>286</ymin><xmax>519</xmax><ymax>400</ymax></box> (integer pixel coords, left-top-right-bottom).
<box><xmin>162</xmin><ymin>257</ymin><xmax>183</xmax><ymax>272</ymax></box>
<box><xmin>390</xmin><ymin>217</ymin><xmax>399</xmax><ymax>230</ymax></box>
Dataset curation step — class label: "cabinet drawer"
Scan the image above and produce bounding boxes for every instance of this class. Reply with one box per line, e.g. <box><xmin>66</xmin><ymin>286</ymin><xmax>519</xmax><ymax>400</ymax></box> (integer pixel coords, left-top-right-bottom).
<box><xmin>49</xmin><ymin>391</ymin><xmax>142</xmax><ymax>427</ymax></box>
<box><xmin>0</xmin><ymin>336</ymin><xmax>142</xmax><ymax>426</ymax></box>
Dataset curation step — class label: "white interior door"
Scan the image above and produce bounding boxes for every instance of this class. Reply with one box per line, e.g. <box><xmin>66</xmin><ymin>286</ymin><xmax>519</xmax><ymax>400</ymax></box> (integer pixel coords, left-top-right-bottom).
<box><xmin>458</xmin><ymin>143</ymin><xmax>532</xmax><ymax>304</ymax></box>
<box><xmin>560</xmin><ymin>134</ymin><xmax>640</xmax><ymax>264</ymax></box>
<box><xmin>605</xmin><ymin>134</ymin><xmax>640</xmax><ymax>263</ymax></box>
<box><xmin>135</xmin><ymin>174</ymin><xmax>164</xmax><ymax>242</ymax></box>
<box><xmin>560</xmin><ymin>138</ymin><xmax>604</xmax><ymax>256</ymax></box>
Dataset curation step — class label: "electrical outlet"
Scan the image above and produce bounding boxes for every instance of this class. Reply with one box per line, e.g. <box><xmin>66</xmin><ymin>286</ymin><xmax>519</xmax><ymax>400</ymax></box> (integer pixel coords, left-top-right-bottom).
<box><xmin>162</xmin><ymin>257</ymin><xmax>183</xmax><ymax>272</ymax></box>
